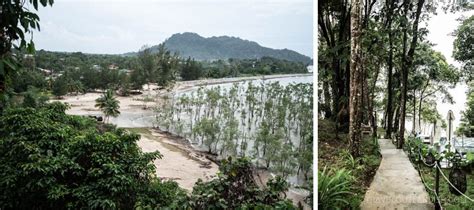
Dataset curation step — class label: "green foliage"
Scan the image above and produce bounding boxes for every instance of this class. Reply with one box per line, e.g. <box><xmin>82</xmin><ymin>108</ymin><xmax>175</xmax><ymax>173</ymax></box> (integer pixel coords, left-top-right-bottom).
<box><xmin>318</xmin><ymin>167</ymin><xmax>353</xmax><ymax>210</ymax></box>
<box><xmin>458</xmin><ymin>82</ymin><xmax>474</xmax><ymax>137</ymax></box>
<box><xmin>155</xmin><ymin>44</ymin><xmax>180</xmax><ymax>88</ymax></box>
<box><xmin>453</xmin><ymin>15</ymin><xmax>473</xmax><ymax>81</ymax></box>
<box><xmin>52</xmin><ymin>75</ymin><xmax>68</xmax><ymax>98</ymax></box>
<box><xmin>189</xmin><ymin>157</ymin><xmax>295</xmax><ymax>209</ymax></box>
<box><xmin>0</xmin><ymin>103</ymin><xmax>186</xmax><ymax>209</ymax></box>
<box><xmin>21</xmin><ymin>86</ymin><xmax>48</xmax><ymax>108</ymax></box>
<box><xmin>180</xmin><ymin>57</ymin><xmax>203</xmax><ymax>81</ymax></box>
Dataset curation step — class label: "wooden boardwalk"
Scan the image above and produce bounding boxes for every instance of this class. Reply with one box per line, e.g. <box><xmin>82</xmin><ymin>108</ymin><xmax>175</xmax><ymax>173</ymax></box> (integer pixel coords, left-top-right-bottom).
<box><xmin>360</xmin><ymin>139</ymin><xmax>434</xmax><ymax>210</ymax></box>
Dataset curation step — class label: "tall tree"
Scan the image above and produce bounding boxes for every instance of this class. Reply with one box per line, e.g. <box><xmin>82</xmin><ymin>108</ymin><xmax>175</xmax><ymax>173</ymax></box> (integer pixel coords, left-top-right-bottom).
<box><xmin>155</xmin><ymin>44</ymin><xmax>179</xmax><ymax>88</ymax></box>
<box><xmin>398</xmin><ymin>0</ymin><xmax>425</xmax><ymax>149</ymax></box>
<box><xmin>349</xmin><ymin>0</ymin><xmax>363</xmax><ymax>157</ymax></box>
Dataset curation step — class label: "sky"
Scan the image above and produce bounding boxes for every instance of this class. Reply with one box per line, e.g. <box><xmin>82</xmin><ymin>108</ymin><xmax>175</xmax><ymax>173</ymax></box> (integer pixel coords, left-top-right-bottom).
<box><xmin>32</xmin><ymin>0</ymin><xmax>313</xmax><ymax>57</ymax></box>
<box><xmin>424</xmin><ymin>9</ymin><xmax>473</xmax><ymax>130</ymax></box>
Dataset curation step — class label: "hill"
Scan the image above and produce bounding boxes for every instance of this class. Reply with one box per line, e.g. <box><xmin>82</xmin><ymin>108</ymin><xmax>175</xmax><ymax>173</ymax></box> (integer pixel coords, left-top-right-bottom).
<box><xmin>126</xmin><ymin>32</ymin><xmax>312</xmax><ymax>64</ymax></box>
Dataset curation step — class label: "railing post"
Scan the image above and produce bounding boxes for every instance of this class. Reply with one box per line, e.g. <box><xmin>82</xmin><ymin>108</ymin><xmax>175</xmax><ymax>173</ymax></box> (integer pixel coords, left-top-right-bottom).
<box><xmin>435</xmin><ymin>161</ymin><xmax>441</xmax><ymax>210</ymax></box>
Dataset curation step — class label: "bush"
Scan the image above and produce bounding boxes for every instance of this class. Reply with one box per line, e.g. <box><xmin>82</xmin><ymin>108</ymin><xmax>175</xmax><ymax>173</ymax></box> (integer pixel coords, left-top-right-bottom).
<box><xmin>0</xmin><ymin>103</ymin><xmax>185</xmax><ymax>209</ymax></box>
<box><xmin>189</xmin><ymin>157</ymin><xmax>295</xmax><ymax>209</ymax></box>
<box><xmin>318</xmin><ymin>167</ymin><xmax>353</xmax><ymax>209</ymax></box>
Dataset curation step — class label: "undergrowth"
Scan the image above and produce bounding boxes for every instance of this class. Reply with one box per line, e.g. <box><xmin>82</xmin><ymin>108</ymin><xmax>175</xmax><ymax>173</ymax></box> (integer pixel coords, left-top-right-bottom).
<box><xmin>318</xmin><ymin>119</ymin><xmax>382</xmax><ymax>209</ymax></box>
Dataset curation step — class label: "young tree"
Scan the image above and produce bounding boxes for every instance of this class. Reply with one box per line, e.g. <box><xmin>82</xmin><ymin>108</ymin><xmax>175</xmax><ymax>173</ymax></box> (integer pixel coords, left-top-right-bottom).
<box><xmin>95</xmin><ymin>89</ymin><xmax>121</xmax><ymax>123</ymax></box>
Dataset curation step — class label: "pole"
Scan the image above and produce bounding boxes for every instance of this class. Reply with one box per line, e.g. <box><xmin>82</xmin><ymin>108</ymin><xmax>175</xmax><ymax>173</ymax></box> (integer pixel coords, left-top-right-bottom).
<box><xmin>435</xmin><ymin>160</ymin><xmax>441</xmax><ymax>210</ymax></box>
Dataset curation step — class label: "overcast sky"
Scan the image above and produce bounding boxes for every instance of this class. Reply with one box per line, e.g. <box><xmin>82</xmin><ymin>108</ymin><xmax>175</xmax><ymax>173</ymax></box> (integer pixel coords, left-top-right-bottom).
<box><xmin>32</xmin><ymin>0</ymin><xmax>313</xmax><ymax>57</ymax></box>
<box><xmin>425</xmin><ymin>9</ymin><xmax>473</xmax><ymax>130</ymax></box>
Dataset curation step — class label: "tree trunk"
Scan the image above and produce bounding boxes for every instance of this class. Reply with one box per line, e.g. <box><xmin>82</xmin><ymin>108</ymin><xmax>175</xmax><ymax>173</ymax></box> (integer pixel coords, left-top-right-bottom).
<box><xmin>385</xmin><ymin>19</ymin><xmax>394</xmax><ymax>139</ymax></box>
<box><xmin>323</xmin><ymin>75</ymin><xmax>332</xmax><ymax>118</ymax></box>
<box><xmin>398</xmin><ymin>0</ymin><xmax>425</xmax><ymax>149</ymax></box>
<box><xmin>349</xmin><ymin>0</ymin><xmax>363</xmax><ymax>157</ymax></box>
<box><xmin>412</xmin><ymin>89</ymin><xmax>417</xmax><ymax>134</ymax></box>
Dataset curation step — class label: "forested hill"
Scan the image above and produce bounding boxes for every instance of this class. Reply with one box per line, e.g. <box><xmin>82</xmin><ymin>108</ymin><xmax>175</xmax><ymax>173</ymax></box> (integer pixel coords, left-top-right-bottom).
<box><xmin>126</xmin><ymin>32</ymin><xmax>312</xmax><ymax>64</ymax></box>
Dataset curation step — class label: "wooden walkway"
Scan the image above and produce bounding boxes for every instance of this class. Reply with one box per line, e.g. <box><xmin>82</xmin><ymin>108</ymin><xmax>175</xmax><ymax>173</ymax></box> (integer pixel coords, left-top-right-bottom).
<box><xmin>360</xmin><ymin>139</ymin><xmax>434</xmax><ymax>210</ymax></box>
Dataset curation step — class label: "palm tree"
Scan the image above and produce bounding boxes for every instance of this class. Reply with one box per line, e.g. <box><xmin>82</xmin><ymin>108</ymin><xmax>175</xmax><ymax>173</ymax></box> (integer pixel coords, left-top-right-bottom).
<box><xmin>95</xmin><ymin>89</ymin><xmax>120</xmax><ymax>123</ymax></box>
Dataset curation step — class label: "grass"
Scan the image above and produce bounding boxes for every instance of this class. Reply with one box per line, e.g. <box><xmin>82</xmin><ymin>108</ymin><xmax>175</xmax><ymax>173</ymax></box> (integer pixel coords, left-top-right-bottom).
<box><xmin>318</xmin><ymin>119</ymin><xmax>382</xmax><ymax>208</ymax></box>
<box><xmin>416</xmin><ymin>163</ymin><xmax>474</xmax><ymax>209</ymax></box>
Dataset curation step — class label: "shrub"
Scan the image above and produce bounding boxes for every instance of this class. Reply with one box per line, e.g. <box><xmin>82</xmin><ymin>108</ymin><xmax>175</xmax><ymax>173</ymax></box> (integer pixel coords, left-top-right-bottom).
<box><xmin>189</xmin><ymin>157</ymin><xmax>295</xmax><ymax>209</ymax></box>
<box><xmin>0</xmin><ymin>103</ymin><xmax>184</xmax><ymax>209</ymax></box>
<box><xmin>318</xmin><ymin>167</ymin><xmax>353</xmax><ymax>209</ymax></box>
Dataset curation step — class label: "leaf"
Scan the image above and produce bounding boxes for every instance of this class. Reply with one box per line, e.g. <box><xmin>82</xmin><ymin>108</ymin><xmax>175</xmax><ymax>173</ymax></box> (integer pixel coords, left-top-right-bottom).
<box><xmin>40</xmin><ymin>0</ymin><xmax>47</xmax><ymax>7</ymax></box>
<box><xmin>33</xmin><ymin>0</ymin><xmax>38</xmax><ymax>10</ymax></box>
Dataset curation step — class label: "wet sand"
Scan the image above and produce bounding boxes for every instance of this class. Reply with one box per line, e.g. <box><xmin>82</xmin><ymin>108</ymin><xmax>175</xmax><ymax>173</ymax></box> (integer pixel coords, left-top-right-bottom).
<box><xmin>131</xmin><ymin>128</ymin><xmax>218</xmax><ymax>191</ymax></box>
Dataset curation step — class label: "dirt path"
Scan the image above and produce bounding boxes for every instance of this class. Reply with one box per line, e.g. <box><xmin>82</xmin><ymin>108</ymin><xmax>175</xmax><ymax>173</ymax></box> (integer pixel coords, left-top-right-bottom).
<box><xmin>360</xmin><ymin>139</ymin><xmax>434</xmax><ymax>209</ymax></box>
<box><xmin>131</xmin><ymin>128</ymin><xmax>218</xmax><ymax>191</ymax></box>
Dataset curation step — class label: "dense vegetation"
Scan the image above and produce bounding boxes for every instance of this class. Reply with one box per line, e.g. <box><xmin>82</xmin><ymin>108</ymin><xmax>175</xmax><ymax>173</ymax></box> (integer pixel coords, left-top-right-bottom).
<box><xmin>318</xmin><ymin>119</ymin><xmax>381</xmax><ymax>208</ymax></box>
<box><xmin>155</xmin><ymin>81</ymin><xmax>313</xmax><ymax>184</ymax></box>
<box><xmin>125</xmin><ymin>32</ymin><xmax>313</xmax><ymax>64</ymax></box>
<box><xmin>0</xmin><ymin>102</ymin><xmax>187</xmax><ymax>209</ymax></box>
<box><xmin>13</xmin><ymin>48</ymin><xmax>309</xmax><ymax>99</ymax></box>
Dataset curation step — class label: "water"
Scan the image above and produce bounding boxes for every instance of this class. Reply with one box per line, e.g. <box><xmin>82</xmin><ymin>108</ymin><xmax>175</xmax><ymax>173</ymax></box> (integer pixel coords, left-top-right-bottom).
<box><xmin>157</xmin><ymin>75</ymin><xmax>313</xmax><ymax>186</ymax></box>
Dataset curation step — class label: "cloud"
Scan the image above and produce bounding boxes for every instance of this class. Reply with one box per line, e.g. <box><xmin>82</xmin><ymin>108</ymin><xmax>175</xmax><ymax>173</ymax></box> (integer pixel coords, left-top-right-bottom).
<box><xmin>33</xmin><ymin>0</ymin><xmax>312</xmax><ymax>56</ymax></box>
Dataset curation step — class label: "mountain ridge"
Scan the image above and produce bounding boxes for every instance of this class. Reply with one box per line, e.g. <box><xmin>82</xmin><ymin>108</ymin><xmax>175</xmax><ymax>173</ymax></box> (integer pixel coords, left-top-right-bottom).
<box><xmin>125</xmin><ymin>32</ymin><xmax>312</xmax><ymax>64</ymax></box>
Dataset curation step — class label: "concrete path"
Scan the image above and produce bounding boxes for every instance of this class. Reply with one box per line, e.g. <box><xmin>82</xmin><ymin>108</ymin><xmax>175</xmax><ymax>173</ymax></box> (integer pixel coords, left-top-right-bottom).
<box><xmin>360</xmin><ymin>139</ymin><xmax>434</xmax><ymax>210</ymax></box>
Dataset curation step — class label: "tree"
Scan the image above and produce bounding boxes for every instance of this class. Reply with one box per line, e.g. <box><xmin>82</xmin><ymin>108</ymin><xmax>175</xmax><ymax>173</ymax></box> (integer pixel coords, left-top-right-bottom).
<box><xmin>459</xmin><ymin>82</ymin><xmax>474</xmax><ymax>137</ymax></box>
<box><xmin>453</xmin><ymin>15</ymin><xmax>473</xmax><ymax>81</ymax></box>
<box><xmin>95</xmin><ymin>89</ymin><xmax>120</xmax><ymax>123</ymax></box>
<box><xmin>398</xmin><ymin>0</ymin><xmax>426</xmax><ymax>149</ymax></box>
<box><xmin>52</xmin><ymin>76</ymin><xmax>68</xmax><ymax>98</ymax></box>
<box><xmin>349</xmin><ymin>0</ymin><xmax>363</xmax><ymax>157</ymax></box>
<box><xmin>137</xmin><ymin>45</ymin><xmax>155</xmax><ymax>88</ymax></box>
<box><xmin>180</xmin><ymin>57</ymin><xmax>202</xmax><ymax>81</ymax></box>
<box><xmin>155</xmin><ymin>44</ymin><xmax>179</xmax><ymax>88</ymax></box>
